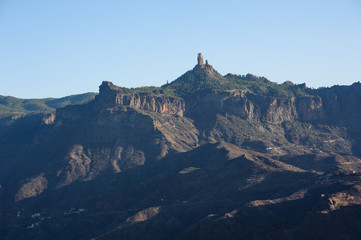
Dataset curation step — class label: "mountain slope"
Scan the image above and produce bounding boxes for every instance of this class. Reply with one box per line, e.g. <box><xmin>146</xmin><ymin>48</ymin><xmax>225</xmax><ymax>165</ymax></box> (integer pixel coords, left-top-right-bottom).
<box><xmin>0</xmin><ymin>92</ymin><xmax>96</xmax><ymax>118</ymax></box>
<box><xmin>165</xmin><ymin>54</ymin><xmax>229</xmax><ymax>96</ymax></box>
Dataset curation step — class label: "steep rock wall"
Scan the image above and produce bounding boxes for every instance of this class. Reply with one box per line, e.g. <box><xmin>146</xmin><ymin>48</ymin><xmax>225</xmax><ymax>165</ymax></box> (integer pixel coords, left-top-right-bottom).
<box><xmin>96</xmin><ymin>81</ymin><xmax>185</xmax><ymax>116</ymax></box>
<box><xmin>185</xmin><ymin>90</ymin><xmax>299</xmax><ymax>123</ymax></box>
<box><xmin>184</xmin><ymin>85</ymin><xmax>361</xmax><ymax>130</ymax></box>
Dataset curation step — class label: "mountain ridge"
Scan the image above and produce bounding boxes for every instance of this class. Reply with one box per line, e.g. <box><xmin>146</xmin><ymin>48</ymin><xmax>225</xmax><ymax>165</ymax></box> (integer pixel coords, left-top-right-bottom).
<box><xmin>0</xmin><ymin>92</ymin><xmax>97</xmax><ymax>118</ymax></box>
<box><xmin>1</xmin><ymin>53</ymin><xmax>361</xmax><ymax>239</ymax></box>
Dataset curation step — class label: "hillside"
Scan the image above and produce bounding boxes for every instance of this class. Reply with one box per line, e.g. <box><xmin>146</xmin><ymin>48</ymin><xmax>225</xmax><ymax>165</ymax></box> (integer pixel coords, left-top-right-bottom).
<box><xmin>1</xmin><ymin>54</ymin><xmax>361</xmax><ymax>240</ymax></box>
<box><xmin>0</xmin><ymin>92</ymin><xmax>97</xmax><ymax>118</ymax></box>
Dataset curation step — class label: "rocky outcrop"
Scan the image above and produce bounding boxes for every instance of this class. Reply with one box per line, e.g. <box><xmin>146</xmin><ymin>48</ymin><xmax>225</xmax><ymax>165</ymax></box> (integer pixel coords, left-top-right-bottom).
<box><xmin>185</xmin><ymin>84</ymin><xmax>361</xmax><ymax>128</ymax></box>
<box><xmin>96</xmin><ymin>81</ymin><xmax>185</xmax><ymax>116</ymax></box>
<box><xmin>185</xmin><ymin>90</ymin><xmax>298</xmax><ymax>123</ymax></box>
<box><xmin>193</xmin><ymin>53</ymin><xmax>214</xmax><ymax>72</ymax></box>
<box><xmin>317</xmin><ymin>82</ymin><xmax>361</xmax><ymax>131</ymax></box>
<box><xmin>68</xmin><ymin>78</ymin><xmax>357</xmax><ymax>130</ymax></box>
<box><xmin>296</xmin><ymin>96</ymin><xmax>325</xmax><ymax>122</ymax></box>
<box><xmin>197</xmin><ymin>53</ymin><xmax>204</xmax><ymax>66</ymax></box>
<box><xmin>15</xmin><ymin>174</ymin><xmax>47</xmax><ymax>201</ymax></box>
<box><xmin>48</xmin><ymin>81</ymin><xmax>199</xmax><ymax>188</ymax></box>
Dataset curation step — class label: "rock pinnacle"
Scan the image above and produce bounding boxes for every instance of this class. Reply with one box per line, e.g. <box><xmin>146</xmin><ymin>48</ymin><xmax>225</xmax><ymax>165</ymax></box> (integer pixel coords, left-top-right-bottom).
<box><xmin>197</xmin><ymin>53</ymin><xmax>204</xmax><ymax>66</ymax></box>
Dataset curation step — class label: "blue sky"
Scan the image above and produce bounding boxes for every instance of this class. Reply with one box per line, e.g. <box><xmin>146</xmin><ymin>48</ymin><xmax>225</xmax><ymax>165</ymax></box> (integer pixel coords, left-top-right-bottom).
<box><xmin>1</xmin><ymin>0</ymin><xmax>360</xmax><ymax>98</ymax></box>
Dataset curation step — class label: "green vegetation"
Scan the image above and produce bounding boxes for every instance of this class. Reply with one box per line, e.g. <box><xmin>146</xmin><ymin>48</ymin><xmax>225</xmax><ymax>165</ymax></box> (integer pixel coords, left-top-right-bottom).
<box><xmin>0</xmin><ymin>92</ymin><xmax>97</xmax><ymax>118</ymax></box>
<box><xmin>0</xmin><ymin>67</ymin><xmax>313</xmax><ymax>119</ymax></box>
<box><xmin>162</xmin><ymin>69</ymin><xmax>229</xmax><ymax>96</ymax></box>
<box><xmin>222</xmin><ymin>74</ymin><xmax>312</xmax><ymax>98</ymax></box>
<box><xmin>116</xmin><ymin>86</ymin><xmax>166</xmax><ymax>95</ymax></box>
<box><xmin>159</xmin><ymin>68</ymin><xmax>314</xmax><ymax>98</ymax></box>
<box><xmin>107</xmin><ymin>69</ymin><xmax>313</xmax><ymax>99</ymax></box>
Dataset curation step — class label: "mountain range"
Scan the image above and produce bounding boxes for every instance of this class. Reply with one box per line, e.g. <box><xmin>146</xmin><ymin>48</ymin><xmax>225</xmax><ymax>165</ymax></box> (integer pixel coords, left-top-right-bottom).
<box><xmin>1</xmin><ymin>54</ymin><xmax>361</xmax><ymax>240</ymax></box>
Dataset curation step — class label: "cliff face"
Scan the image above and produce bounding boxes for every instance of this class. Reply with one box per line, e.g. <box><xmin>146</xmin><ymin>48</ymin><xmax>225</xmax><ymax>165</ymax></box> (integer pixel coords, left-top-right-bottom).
<box><xmin>52</xmin><ymin>79</ymin><xmax>361</xmax><ymax>165</ymax></box>
<box><xmin>54</xmin><ymin>88</ymin><xmax>325</xmax><ymax>126</ymax></box>
<box><xmin>184</xmin><ymin>90</ymin><xmax>319</xmax><ymax>124</ymax></box>
<box><xmin>184</xmin><ymin>86</ymin><xmax>361</xmax><ymax>131</ymax></box>
<box><xmin>317</xmin><ymin>83</ymin><xmax>361</xmax><ymax>131</ymax></box>
<box><xmin>19</xmin><ymin>81</ymin><xmax>198</xmax><ymax>195</ymax></box>
<box><xmin>296</xmin><ymin>96</ymin><xmax>324</xmax><ymax>121</ymax></box>
<box><xmin>96</xmin><ymin>81</ymin><xmax>185</xmax><ymax>116</ymax></box>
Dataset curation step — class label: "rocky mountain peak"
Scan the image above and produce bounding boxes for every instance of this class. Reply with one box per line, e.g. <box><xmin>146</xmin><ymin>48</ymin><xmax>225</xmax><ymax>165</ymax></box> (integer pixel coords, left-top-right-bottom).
<box><xmin>165</xmin><ymin>53</ymin><xmax>228</xmax><ymax>95</ymax></box>
<box><xmin>194</xmin><ymin>53</ymin><xmax>213</xmax><ymax>71</ymax></box>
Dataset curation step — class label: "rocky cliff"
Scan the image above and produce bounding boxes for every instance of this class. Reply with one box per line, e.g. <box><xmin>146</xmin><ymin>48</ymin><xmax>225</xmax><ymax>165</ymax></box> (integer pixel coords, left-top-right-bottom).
<box><xmin>185</xmin><ymin>90</ymin><xmax>299</xmax><ymax>123</ymax></box>
<box><xmin>184</xmin><ymin>84</ymin><xmax>361</xmax><ymax>131</ymax></box>
<box><xmin>95</xmin><ymin>81</ymin><xmax>185</xmax><ymax>116</ymax></box>
<box><xmin>6</xmin><ymin>80</ymin><xmax>198</xmax><ymax>199</ymax></box>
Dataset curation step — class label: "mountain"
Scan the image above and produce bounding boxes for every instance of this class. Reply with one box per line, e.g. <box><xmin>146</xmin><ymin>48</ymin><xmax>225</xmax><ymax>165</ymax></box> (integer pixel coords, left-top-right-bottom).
<box><xmin>1</xmin><ymin>53</ymin><xmax>361</xmax><ymax>239</ymax></box>
<box><xmin>0</xmin><ymin>92</ymin><xmax>97</xmax><ymax>118</ymax></box>
<box><xmin>163</xmin><ymin>53</ymin><xmax>230</xmax><ymax>96</ymax></box>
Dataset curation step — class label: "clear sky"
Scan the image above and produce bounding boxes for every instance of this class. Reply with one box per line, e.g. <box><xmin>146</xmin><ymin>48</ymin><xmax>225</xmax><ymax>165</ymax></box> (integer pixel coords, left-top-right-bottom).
<box><xmin>1</xmin><ymin>0</ymin><xmax>361</xmax><ymax>98</ymax></box>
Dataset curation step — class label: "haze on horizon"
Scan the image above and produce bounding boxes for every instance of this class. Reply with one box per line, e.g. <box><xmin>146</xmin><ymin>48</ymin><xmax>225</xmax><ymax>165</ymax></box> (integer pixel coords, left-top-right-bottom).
<box><xmin>0</xmin><ymin>0</ymin><xmax>360</xmax><ymax>98</ymax></box>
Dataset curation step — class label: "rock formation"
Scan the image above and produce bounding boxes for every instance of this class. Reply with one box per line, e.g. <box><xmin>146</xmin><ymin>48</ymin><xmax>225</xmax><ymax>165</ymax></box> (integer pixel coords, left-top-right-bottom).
<box><xmin>197</xmin><ymin>53</ymin><xmax>204</xmax><ymax>65</ymax></box>
<box><xmin>194</xmin><ymin>53</ymin><xmax>213</xmax><ymax>72</ymax></box>
<box><xmin>95</xmin><ymin>81</ymin><xmax>185</xmax><ymax>116</ymax></box>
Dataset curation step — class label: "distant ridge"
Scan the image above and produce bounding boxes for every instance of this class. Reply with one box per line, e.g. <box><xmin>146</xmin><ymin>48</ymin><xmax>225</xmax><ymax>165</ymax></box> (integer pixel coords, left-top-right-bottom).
<box><xmin>0</xmin><ymin>92</ymin><xmax>97</xmax><ymax>118</ymax></box>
